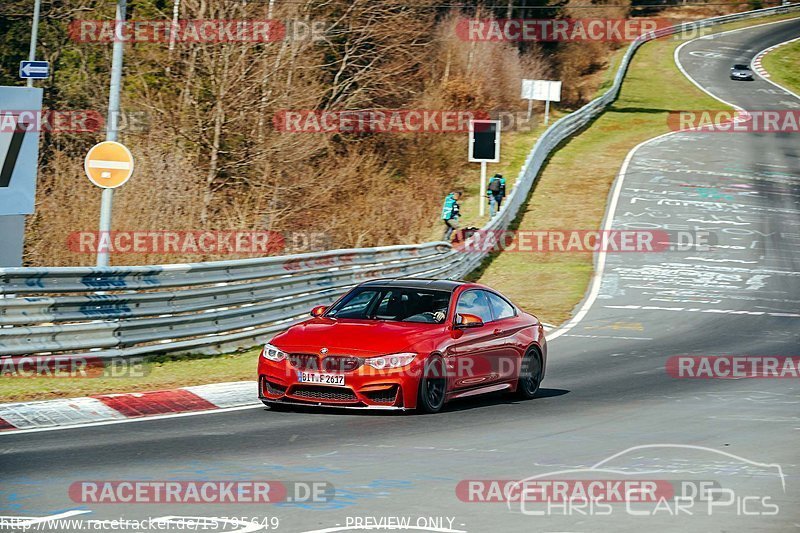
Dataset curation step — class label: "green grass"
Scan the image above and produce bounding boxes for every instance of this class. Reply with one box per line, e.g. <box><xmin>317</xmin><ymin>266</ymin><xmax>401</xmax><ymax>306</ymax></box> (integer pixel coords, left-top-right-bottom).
<box><xmin>5</xmin><ymin>14</ymin><xmax>796</xmax><ymax>403</ymax></box>
<box><xmin>0</xmin><ymin>349</ymin><xmax>261</xmax><ymax>403</ymax></box>
<box><xmin>761</xmin><ymin>39</ymin><xmax>800</xmax><ymax>94</ymax></box>
<box><xmin>425</xmin><ymin>123</ymin><xmax>553</xmax><ymax>240</ymax></box>
<box><xmin>472</xmin><ymin>24</ymin><xmax>763</xmax><ymax>325</ymax></box>
<box><xmin>474</xmin><ymin>13</ymin><xmax>800</xmax><ymax>324</ymax></box>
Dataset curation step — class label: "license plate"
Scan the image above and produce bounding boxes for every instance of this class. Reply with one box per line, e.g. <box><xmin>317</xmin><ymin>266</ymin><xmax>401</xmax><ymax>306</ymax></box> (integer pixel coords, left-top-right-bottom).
<box><xmin>298</xmin><ymin>372</ymin><xmax>345</xmax><ymax>386</ymax></box>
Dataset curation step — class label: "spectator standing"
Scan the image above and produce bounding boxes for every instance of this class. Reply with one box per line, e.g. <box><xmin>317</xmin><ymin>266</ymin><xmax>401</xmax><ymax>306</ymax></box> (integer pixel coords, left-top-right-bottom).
<box><xmin>441</xmin><ymin>189</ymin><xmax>463</xmax><ymax>241</ymax></box>
<box><xmin>487</xmin><ymin>174</ymin><xmax>506</xmax><ymax>217</ymax></box>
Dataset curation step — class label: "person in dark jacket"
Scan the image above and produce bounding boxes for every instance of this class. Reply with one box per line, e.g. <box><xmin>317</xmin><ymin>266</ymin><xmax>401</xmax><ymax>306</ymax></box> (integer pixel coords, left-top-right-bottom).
<box><xmin>441</xmin><ymin>189</ymin><xmax>463</xmax><ymax>241</ymax></box>
<box><xmin>487</xmin><ymin>173</ymin><xmax>506</xmax><ymax>217</ymax></box>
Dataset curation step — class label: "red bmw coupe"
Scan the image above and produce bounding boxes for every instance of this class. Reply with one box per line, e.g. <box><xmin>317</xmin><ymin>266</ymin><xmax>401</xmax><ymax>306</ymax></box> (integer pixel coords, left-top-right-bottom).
<box><xmin>257</xmin><ymin>279</ymin><xmax>547</xmax><ymax>413</ymax></box>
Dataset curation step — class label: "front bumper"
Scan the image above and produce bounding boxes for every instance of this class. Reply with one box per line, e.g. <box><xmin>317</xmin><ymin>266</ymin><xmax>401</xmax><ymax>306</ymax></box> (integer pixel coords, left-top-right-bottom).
<box><xmin>257</xmin><ymin>360</ymin><xmax>422</xmax><ymax>409</ymax></box>
<box><xmin>260</xmin><ymin>396</ymin><xmax>408</xmax><ymax>411</ymax></box>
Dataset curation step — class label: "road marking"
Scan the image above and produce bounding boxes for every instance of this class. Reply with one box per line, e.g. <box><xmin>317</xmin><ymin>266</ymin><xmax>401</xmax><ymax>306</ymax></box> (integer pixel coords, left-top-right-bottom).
<box><xmin>305</xmin><ymin>451</ymin><xmax>338</xmax><ymax>458</ymax></box>
<box><xmin>548</xmin><ymin>16</ymin><xmax>800</xmax><ymax>343</ymax></box>
<box><xmin>563</xmin><ymin>334</ymin><xmax>653</xmax><ymax>341</ymax></box>
<box><xmin>546</xmin><ymin>129</ymin><xmax>678</xmax><ymax>344</ymax></box>
<box><xmin>685</xmin><ymin>257</ymin><xmax>758</xmax><ymax>263</ymax></box>
<box><xmin>604</xmin><ymin>305</ymin><xmax>800</xmax><ymax>318</ymax></box>
<box><xmin>298</xmin><ymin>526</ymin><xmax>466</xmax><ymax>533</ymax></box>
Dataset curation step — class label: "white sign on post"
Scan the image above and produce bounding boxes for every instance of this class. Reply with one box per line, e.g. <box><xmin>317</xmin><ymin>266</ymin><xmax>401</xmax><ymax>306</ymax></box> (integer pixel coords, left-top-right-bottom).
<box><xmin>521</xmin><ymin>79</ymin><xmax>562</xmax><ymax>123</ymax></box>
<box><xmin>531</xmin><ymin>80</ymin><xmax>562</xmax><ymax>102</ymax></box>
<box><xmin>521</xmin><ymin>79</ymin><xmax>561</xmax><ymax>126</ymax></box>
<box><xmin>521</xmin><ymin>79</ymin><xmax>535</xmax><ymax>100</ymax></box>
<box><xmin>521</xmin><ymin>79</ymin><xmax>535</xmax><ymax>120</ymax></box>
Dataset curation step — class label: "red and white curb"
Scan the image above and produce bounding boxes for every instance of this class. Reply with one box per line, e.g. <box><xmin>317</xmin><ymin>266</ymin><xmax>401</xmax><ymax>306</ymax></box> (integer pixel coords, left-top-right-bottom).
<box><xmin>0</xmin><ymin>325</ymin><xmax>563</xmax><ymax>433</ymax></box>
<box><xmin>0</xmin><ymin>381</ymin><xmax>259</xmax><ymax>433</ymax></box>
<box><xmin>751</xmin><ymin>36</ymin><xmax>800</xmax><ymax>79</ymax></box>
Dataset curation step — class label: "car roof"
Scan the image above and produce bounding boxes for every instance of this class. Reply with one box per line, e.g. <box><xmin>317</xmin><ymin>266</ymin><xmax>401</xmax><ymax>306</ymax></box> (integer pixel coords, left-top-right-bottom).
<box><xmin>359</xmin><ymin>278</ymin><xmax>468</xmax><ymax>292</ymax></box>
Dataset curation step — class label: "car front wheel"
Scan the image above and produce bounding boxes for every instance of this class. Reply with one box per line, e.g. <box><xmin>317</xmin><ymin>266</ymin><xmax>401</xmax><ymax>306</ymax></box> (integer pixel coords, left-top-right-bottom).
<box><xmin>417</xmin><ymin>355</ymin><xmax>446</xmax><ymax>414</ymax></box>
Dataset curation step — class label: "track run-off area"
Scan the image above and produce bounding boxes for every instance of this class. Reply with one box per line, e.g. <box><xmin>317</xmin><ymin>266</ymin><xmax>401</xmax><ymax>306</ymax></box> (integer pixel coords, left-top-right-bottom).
<box><xmin>2</xmin><ymin>16</ymin><xmax>800</xmax><ymax>533</ymax></box>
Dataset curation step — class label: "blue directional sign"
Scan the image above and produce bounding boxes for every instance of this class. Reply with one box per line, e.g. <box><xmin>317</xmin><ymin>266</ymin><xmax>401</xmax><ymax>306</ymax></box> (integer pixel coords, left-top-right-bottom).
<box><xmin>19</xmin><ymin>60</ymin><xmax>50</xmax><ymax>79</ymax></box>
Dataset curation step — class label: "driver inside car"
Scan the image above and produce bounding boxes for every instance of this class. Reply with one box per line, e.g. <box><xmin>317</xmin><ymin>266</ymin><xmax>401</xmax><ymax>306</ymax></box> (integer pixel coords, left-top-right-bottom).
<box><xmin>404</xmin><ymin>292</ymin><xmax>447</xmax><ymax>323</ymax></box>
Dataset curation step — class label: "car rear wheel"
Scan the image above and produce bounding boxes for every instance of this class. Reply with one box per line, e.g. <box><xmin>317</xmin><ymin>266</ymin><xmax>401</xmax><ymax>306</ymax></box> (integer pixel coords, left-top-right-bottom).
<box><xmin>515</xmin><ymin>348</ymin><xmax>542</xmax><ymax>400</ymax></box>
<box><xmin>417</xmin><ymin>355</ymin><xmax>446</xmax><ymax>414</ymax></box>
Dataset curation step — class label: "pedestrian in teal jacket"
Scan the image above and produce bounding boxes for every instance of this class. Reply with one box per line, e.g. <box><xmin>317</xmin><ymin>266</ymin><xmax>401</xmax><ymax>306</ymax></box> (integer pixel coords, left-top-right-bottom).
<box><xmin>441</xmin><ymin>190</ymin><xmax>463</xmax><ymax>242</ymax></box>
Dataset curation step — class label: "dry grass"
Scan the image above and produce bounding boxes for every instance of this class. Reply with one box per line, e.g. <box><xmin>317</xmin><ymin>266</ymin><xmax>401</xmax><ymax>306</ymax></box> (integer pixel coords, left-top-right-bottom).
<box><xmin>5</xmin><ymin>14</ymin><xmax>793</xmax><ymax>403</ymax></box>
<box><xmin>470</xmin><ymin>15</ymin><xmax>800</xmax><ymax>324</ymax></box>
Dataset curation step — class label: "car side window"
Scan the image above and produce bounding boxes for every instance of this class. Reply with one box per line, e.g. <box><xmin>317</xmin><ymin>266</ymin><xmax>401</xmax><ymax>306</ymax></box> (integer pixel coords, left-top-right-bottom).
<box><xmin>485</xmin><ymin>291</ymin><xmax>516</xmax><ymax>321</ymax></box>
<box><xmin>455</xmin><ymin>290</ymin><xmax>493</xmax><ymax>324</ymax></box>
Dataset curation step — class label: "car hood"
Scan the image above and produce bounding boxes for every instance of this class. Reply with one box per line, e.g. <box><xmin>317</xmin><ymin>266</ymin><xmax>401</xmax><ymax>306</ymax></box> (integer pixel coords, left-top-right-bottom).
<box><xmin>271</xmin><ymin>318</ymin><xmax>445</xmax><ymax>356</ymax></box>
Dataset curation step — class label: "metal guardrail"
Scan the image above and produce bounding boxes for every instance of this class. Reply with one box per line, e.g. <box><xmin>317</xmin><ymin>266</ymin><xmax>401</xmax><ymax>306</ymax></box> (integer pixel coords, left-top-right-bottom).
<box><xmin>1</xmin><ymin>4</ymin><xmax>797</xmax><ymax>359</ymax></box>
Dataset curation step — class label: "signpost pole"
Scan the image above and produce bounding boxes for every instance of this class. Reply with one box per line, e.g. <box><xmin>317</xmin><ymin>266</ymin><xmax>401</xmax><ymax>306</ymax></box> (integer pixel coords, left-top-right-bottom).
<box><xmin>544</xmin><ymin>97</ymin><xmax>551</xmax><ymax>126</ymax></box>
<box><xmin>527</xmin><ymin>98</ymin><xmax>533</xmax><ymax>121</ymax></box>
<box><xmin>26</xmin><ymin>0</ymin><xmax>41</xmax><ymax>88</ymax></box>
<box><xmin>97</xmin><ymin>0</ymin><xmax>127</xmax><ymax>267</ymax></box>
<box><xmin>479</xmin><ymin>161</ymin><xmax>487</xmax><ymax>218</ymax></box>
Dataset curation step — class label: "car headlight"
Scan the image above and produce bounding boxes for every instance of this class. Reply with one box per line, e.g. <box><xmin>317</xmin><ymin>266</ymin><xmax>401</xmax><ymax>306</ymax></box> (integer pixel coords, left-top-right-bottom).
<box><xmin>261</xmin><ymin>343</ymin><xmax>287</xmax><ymax>362</ymax></box>
<box><xmin>365</xmin><ymin>353</ymin><xmax>417</xmax><ymax>370</ymax></box>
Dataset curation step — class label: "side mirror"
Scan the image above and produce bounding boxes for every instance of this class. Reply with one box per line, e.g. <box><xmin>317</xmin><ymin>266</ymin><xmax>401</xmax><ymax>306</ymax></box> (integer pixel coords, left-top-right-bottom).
<box><xmin>310</xmin><ymin>305</ymin><xmax>327</xmax><ymax>317</ymax></box>
<box><xmin>456</xmin><ymin>313</ymin><xmax>484</xmax><ymax>329</ymax></box>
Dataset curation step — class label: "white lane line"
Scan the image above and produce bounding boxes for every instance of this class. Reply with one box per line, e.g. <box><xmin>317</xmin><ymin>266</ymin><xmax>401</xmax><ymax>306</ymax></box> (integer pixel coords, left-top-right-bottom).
<box><xmin>604</xmin><ymin>305</ymin><xmax>800</xmax><ymax>318</ymax></box>
<box><xmin>562</xmin><ymin>334</ymin><xmax>654</xmax><ymax>341</ymax></box>
<box><xmin>546</xmin><ymin>130</ymin><xmax>678</xmax><ymax>343</ymax></box>
<box><xmin>547</xmin><ymin>16</ymin><xmax>800</xmax><ymax>343</ymax></box>
<box><xmin>297</xmin><ymin>527</ymin><xmax>466</xmax><ymax>533</ymax></box>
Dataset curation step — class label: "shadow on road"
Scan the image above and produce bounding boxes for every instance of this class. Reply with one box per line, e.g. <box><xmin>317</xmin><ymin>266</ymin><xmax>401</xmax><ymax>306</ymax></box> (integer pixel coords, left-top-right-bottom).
<box><xmin>263</xmin><ymin>388</ymin><xmax>571</xmax><ymax>416</ymax></box>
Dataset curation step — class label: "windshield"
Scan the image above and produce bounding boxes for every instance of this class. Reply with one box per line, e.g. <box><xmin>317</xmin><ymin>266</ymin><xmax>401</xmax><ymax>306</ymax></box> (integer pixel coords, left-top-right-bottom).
<box><xmin>326</xmin><ymin>287</ymin><xmax>451</xmax><ymax>323</ymax></box>
<box><xmin>733</xmin><ymin>64</ymin><xmax>749</xmax><ymax>69</ymax></box>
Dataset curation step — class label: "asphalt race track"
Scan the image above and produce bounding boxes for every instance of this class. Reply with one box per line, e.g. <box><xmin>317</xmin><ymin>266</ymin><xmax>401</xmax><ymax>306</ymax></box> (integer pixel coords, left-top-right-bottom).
<box><xmin>2</xmin><ymin>17</ymin><xmax>799</xmax><ymax>533</ymax></box>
